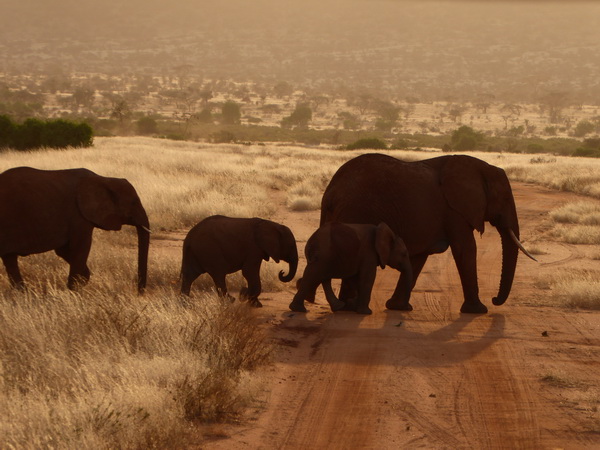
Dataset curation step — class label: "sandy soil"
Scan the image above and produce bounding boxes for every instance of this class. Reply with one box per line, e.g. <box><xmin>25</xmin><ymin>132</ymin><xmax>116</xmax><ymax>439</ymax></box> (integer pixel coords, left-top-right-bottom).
<box><xmin>190</xmin><ymin>182</ymin><xmax>600</xmax><ymax>449</ymax></box>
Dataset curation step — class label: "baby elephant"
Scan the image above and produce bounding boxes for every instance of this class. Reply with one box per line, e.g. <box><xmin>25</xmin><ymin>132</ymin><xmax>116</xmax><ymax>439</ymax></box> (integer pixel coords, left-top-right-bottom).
<box><xmin>181</xmin><ymin>215</ymin><xmax>298</xmax><ymax>306</ymax></box>
<box><xmin>289</xmin><ymin>222</ymin><xmax>412</xmax><ymax>315</ymax></box>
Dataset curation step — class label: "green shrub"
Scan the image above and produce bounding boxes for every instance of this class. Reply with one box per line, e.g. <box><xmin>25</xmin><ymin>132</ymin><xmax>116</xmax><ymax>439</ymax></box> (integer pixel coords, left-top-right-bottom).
<box><xmin>450</xmin><ymin>125</ymin><xmax>484</xmax><ymax>151</ymax></box>
<box><xmin>573</xmin><ymin>120</ymin><xmax>597</xmax><ymax>137</ymax></box>
<box><xmin>0</xmin><ymin>115</ymin><xmax>15</xmax><ymax>148</ymax></box>
<box><xmin>1</xmin><ymin>116</ymin><xmax>93</xmax><ymax>150</ymax></box>
<box><xmin>346</xmin><ymin>137</ymin><xmax>388</xmax><ymax>150</ymax></box>
<box><xmin>136</xmin><ymin>116</ymin><xmax>158</xmax><ymax>135</ymax></box>
<box><xmin>572</xmin><ymin>147</ymin><xmax>600</xmax><ymax>158</ymax></box>
<box><xmin>527</xmin><ymin>143</ymin><xmax>545</xmax><ymax>153</ymax></box>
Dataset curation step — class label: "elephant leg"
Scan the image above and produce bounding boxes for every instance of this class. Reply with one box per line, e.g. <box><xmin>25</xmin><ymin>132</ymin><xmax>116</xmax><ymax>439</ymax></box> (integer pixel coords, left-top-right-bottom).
<box><xmin>450</xmin><ymin>233</ymin><xmax>488</xmax><ymax>314</ymax></box>
<box><xmin>242</xmin><ymin>263</ymin><xmax>262</xmax><ymax>307</ymax></box>
<box><xmin>386</xmin><ymin>253</ymin><xmax>428</xmax><ymax>311</ymax></box>
<box><xmin>181</xmin><ymin>267</ymin><xmax>203</xmax><ymax>296</ymax></box>
<box><xmin>355</xmin><ymin>269</ymin><xmax>377</xmax><ymax>315</ymax></box>
<box><xmin>322</xmin><ymin>279</ymin><xmax>346</xmax><ymax>312</ymax></box>
<box><xmin>2</xmin><ymin>254</ymin><xmax>25</xmax><ymax>289</ymax></box>
<box><xmin>338</xmin><ymin>277</ymin><xmax>358</xmax><ymax>303</ymax></box>
<box><xmin>66</xmin><ymin>235</ymin><xmax>93</xmax><ymax>290</ymax></box>
<box><xmin>289</xmin><ymin>266</ymin><xmax>323</xmax><ymax>312</ymax></box>
<box><xmin>210</xmin><ymin>272</ymin><xmax>234</xmax><ymax>302</ymax></box>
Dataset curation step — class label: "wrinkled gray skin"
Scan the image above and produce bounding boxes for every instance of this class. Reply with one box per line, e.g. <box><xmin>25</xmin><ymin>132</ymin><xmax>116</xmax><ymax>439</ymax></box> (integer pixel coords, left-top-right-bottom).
<box><xmin>0</xmin><ymin>167</ymin><xmax>150</xmax><ymax>292</ymax></box>
<box><xmin>181</xmin><ymin>215</ymin><xmax>298</xmax><ymax>307</ymax></box>
<box><xmin>321</xmin><ymin>153</ymin><xmax>535</xmax><ymax>314</ymax></box>
<box><xmin>289</xmin><ymin>222</ymin><xmax>412</xmax><ymax>315</ymax></box>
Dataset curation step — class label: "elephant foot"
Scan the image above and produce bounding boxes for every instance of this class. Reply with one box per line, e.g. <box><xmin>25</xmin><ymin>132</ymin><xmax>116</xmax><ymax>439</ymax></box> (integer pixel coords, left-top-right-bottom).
<box><xmin>460</xmin><ymin>301</ymin><xmax>488</xmax><ymax>314</ymax></box>
<box><xmin>355</xmin><ymin>306</ymin><xmax>373</xmax><ymax>315</ymax></box>
<box><xmin>385</xmin><ymin>298</ymin><xmax>413</xmax><ymax>311</ymax></box>
<box><xmin>289</xmin><ymin>300</ymin><xmax>307</xmax><ymax>313</ymax></box>
<box><xmin>329</xmin><ymin>299</ymin><xmax>347</xmax><ymax>312</ymax></box>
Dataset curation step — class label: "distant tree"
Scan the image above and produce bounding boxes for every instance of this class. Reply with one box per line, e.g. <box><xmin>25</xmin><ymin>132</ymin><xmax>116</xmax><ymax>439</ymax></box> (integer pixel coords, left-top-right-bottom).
<box><xmin>199</xmin><ymin>89</ymin><xmax>213</xmax><ymax>106</ymax></box>
<box><xmin>110</xmin><ymin>99</ymin><xmax>132</xmax><ymax>124</ymax></box>
<box><xmin>573</xmin><ymin>120</ymin><xmax>597</xmax><ymax>137</ymax></box>
<box><xmin>338</xmin><ymin>111</ymin><xmax>360</xmax><ymax>130</ymax></box>
<box><xmin>195</xmin><ymin>108</ymin><xmax>213</xmax><ymax>123</ymax></box>
<box><xmin>474</xmin><ymin>92</ymin><xmax>495</xmax><ymax>114</ymax></box>
<box><xmin>72</xmin><ymin>86</ymin><xmax>95</xmax><ymax>111</ymax></box>
<box><xmin>450</xmin><ymin>125</ymin><xmax>484</xmax><ymax>151</ymax></box>
<box><xmin>309</xmin><ymin>95</ymin><xmax>330</xmax><ymax>112</ymax></box>
<box><xmin>273</xmin><ymin>81</ymin><xmax>294</xmax><ymax>99</ymax></box>
<box><xmin>446</xmin><ymin>104</ymin><xmax>468</xmax><ymax>123</ymax></box>
<box><xmin>221</xmin><ymin>101</ymin><xmax>241</xmax><ymax>125</ymax></box>
<box><xmin>350</xmin><ymin>93</ymin><xmax>375</xmax><ymax>116</ymax></box>
<box><xmin>281</xmin><ymin>103</ymin><xmax>312</xmax><ymax>129</ymax></box>
<box><xmin>539</xmin><ymin>91</ymin><xmax>569</xmax><ymax>124</ymax></box>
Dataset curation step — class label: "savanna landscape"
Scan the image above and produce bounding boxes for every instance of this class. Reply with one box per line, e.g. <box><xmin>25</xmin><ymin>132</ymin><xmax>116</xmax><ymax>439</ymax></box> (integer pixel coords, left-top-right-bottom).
<box><xmin>1</xmin><ymin>0</ymin><xmax>600</xmax><ymax>448</ymax></box>
<box><xmin>0</xmin><ymin>138</ymin><xmax>599</xmax><ymax>448</ymax></box>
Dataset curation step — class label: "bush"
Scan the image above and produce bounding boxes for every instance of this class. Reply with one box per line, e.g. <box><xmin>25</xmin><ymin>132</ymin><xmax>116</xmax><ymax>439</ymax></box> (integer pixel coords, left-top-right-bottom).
<box><xmin>210</xmin><ymin>130</ymin><xmax>236</xmax><ymax>143</ymax></box>
<box><xmin>136</xmin><ymin>116</ymin><xmax>158</xmax><ymax>135</ymax></box>
<box><xmin>0</xmin><ymin>116</ymin><xmax>93</xmax><ymax>150</ymax></box>
<box><xmin>346</xmin><ymin>137</ymin><xmax>388</xmax><ymax>150</ymax></box>
<box><xmin>281</xmin><ymin>103</ymin><xmax>312</xmax><ymax>129</ymax></box>
<box><xmin>572</xmin><ymin>147</ymin><xmax>600</xmax><ymax>158</ymax></box>
<box><xmin>221</xmin><ymin>101</ymin><xmax>241</xmax><ymax>125</ymax></box>
<box><xmin>573</xmin><ymin>120</ymin><xmax>596</xmax><ymax>137</ymax></box>
<box><xmin>450</xmin><ymin>125</ymin><xmax>484</xmax><ymax>151</ymax></box>
<box><xmin>0</xmin><ymin>115</ymin><xmax>16</xmax><ymax>148</ymax></box>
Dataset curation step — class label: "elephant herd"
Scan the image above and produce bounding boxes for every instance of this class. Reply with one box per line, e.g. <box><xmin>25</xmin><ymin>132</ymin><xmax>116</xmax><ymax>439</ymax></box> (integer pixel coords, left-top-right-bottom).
<box><xmin>0</xmin><ymin>154</ymin><xmax>536</xmax><ymax>314</ymax></box>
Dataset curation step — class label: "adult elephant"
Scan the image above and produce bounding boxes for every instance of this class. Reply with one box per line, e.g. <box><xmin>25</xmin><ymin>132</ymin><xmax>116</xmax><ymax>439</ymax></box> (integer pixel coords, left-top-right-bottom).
<box><xmin>180</xmin><ymin>215</ymin><xmax>298</xmax><ymax>307</ymax></box>
<box><xmin>320</xmin><ymin>153</ymin><xmax>536</xmax><ymax>314</ymax></box>
<box><xmin>0</xmin><ymin>167</ymin><xmax>150</xmax><ymax>293</ymax></box>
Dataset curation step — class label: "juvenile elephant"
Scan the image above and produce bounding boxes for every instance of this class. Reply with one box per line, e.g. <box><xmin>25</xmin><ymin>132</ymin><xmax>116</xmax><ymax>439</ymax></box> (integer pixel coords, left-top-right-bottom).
<box><xmin>289</xmin><ymin>222</ymin><xmax>412</xmax><ymax>315</ymax></box>
<box><xmin>180</xmin><ymin>215</ymin><xmax>298</xmax><ymax>306</ymax></box>
<box><xmin>0</xmin><ymin>167</ymin><xmax>150</xmax><ymax>292</ymax></box>
<box><xmin>321</xmin><ymin>154</ymin><xmax>536</xmax><ymax>314</ymax></box>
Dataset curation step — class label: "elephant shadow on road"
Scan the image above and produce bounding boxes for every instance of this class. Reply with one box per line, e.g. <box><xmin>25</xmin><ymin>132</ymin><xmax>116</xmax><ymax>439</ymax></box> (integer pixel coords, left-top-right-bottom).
<box><xmin>276</xmin><ymin>308</ymin><xmax>506</xmax><ymax>367</ymax></box>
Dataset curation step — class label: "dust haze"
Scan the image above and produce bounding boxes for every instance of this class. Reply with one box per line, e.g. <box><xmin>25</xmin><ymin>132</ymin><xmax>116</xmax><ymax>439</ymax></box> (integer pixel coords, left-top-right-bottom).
<box><xmin>1</xmin><ymin>0</ymin><xmax>599</xmax><ymax>103</ymax></box>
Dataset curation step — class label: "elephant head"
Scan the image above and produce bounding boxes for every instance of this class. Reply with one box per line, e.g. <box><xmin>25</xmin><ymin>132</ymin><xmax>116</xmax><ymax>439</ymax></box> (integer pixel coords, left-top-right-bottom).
<box><xmin>440</xmin><ymin>156</ymin><xmax>536</xmax><ymax>306</ymax></box>
<box><xmin>77</xmin><ymin>175</ymin><xmax>150</xmax><ymax>293</ymax></box>
<box><xmin>256</xmin><ymin>220</ymin><xmax>298</xmax><ymax>282</ymax></box>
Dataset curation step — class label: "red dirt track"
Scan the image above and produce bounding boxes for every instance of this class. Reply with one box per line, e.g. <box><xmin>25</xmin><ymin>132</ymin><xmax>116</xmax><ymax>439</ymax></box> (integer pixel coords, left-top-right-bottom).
<box><xmin>202</xmin><ymin>182</ymin><xmax>600</xmax><ymax>449</ymax></box>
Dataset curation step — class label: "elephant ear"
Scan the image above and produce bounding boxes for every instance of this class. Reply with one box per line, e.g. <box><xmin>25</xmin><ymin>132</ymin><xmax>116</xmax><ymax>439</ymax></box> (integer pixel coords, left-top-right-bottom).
<box><xmin>255</xmin><ymin>220</ymin><xmax>282</xmax><ymax>262</ymax></box>
<box><xmin>77</xmin><ymin>177</ymin><xmax>122</xmax><ymax>231</ymax></box>
<box><xmin>440</xmin><ymin>156</ymin><xmax>486</xmax><ymax>234</ymax></box>
<box><xmin>375</xmin><ymin>222</ymin><xmax>395</xmax><ymax>269</ymax></box>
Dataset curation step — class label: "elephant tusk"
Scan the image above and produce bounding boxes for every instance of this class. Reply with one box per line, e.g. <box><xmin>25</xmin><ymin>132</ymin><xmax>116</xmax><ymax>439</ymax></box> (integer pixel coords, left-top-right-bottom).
<box><xmin>509</xmin><ymin>229</ymin><xmax>537</xmax><ymax>262</ymax></box>
<box><xmin>141</xmin><ymin>226</ymin><xmax>152</xmax><ymax>234</ymax></box>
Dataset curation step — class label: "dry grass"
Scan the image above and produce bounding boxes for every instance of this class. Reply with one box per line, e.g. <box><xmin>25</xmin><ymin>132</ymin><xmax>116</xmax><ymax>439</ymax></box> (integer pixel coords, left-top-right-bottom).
<box><xmin>5</xmin><ymin>138</ymin><xmax>600</xmax><ymax>445</ymax></box>
<box><xmin>0</xmin><ymin>236</ymin><xmax>273</xmax><ymax>448</ymax></box>
<box><xmin>545</xmin><ymin>269</ymin><xmax>600</xmax><ymax>310</ymax></box>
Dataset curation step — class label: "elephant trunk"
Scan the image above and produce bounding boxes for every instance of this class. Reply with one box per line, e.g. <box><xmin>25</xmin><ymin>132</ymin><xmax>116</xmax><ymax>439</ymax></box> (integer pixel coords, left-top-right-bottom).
<box><xmin>492</xmin><ymin>227</ymin><xmax>519</xmax><ymax>306</ymax></box>
<box><xmin>136</xmin><ymin>224</ymin><xmax>150</xmax><ymax>294</ymax></box>
<box><xmin>278</xmin><ymin>247</ymin><xmax>298</xmax><ymax>283</ymax></box>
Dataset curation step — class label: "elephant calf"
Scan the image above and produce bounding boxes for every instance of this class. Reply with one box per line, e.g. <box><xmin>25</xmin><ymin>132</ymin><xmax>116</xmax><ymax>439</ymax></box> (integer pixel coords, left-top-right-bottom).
<box><xmin>289</xmin><ymin>222</ymin><xmax>412</xmax><ymax>315</ymax></box>
<box><xmin>180</xmin><ymin>215</ymin><xmax>298</xmax><ymax>306</ymax></box>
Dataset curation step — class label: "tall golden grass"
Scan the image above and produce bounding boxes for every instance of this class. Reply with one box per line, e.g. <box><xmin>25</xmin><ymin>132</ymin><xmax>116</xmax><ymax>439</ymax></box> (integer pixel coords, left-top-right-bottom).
<box><xmin>3</xmin><ymin>138</ymin><xmax>600</xmax><ymax>447</ymax></box>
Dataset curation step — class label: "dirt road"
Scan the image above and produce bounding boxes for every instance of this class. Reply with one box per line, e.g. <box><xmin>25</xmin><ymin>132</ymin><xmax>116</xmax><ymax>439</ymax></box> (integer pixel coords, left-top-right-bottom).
<box><xmin>201</xmin><ymin>182</ymin><xmax>600</xmax><ymax>449</ymax></box>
